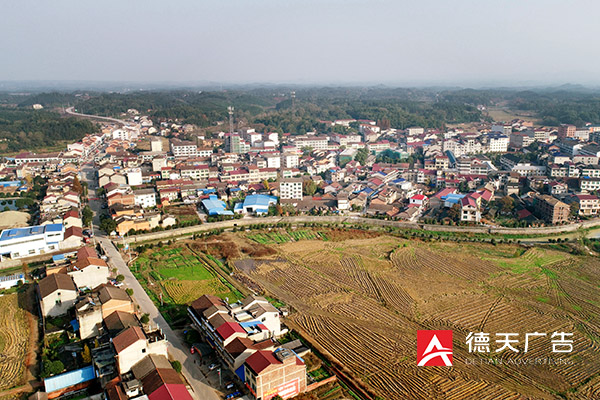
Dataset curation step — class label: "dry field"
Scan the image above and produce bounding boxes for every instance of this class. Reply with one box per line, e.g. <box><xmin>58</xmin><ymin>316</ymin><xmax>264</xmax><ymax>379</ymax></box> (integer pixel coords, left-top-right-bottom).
<box><xmin>0</xmin><ymin>211</ymin><xmax>29</xmax><ymax>230</ymax></box>
<box><xmin>236</xmin><ymin>235</ymin><xmax>600</xmax><ymax>400</ymax></box>
<box><xmin>0</xmin><ymin>294</ymin><xmax>29</xmax><ymax>391</ymax></box>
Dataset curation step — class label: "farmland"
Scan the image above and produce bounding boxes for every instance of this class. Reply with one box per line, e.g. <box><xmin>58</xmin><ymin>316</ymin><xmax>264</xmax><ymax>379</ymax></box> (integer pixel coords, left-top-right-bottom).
<box><xmin>231</xmin><ymin>233</ymin><xmax>600</xmax><ymax>400</ymax></box>
<box><xmin>131</xmin><ymin>246</ymin><xmax>242</xmax><ymax>308</ymax></box>
<box><xmin>0</xmin><ymin>293</ymin><xmax>29</xmax><ymax>392</ymax></box>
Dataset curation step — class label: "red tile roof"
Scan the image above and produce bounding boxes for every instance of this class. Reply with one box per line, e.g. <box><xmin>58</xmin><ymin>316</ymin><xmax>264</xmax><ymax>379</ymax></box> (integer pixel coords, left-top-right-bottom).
<box><xmin>148</xmin><ymin>384</ymin><xmax>192</xmax><ymax>400</ymax></box>
<box><xmin>244</xmin><ymin>350</ymin><xmax>281</xmax><ymax>375</ymax></box>
<box><xmin>216</xmin><ymin>322</ymin><xmax>245</xmax><ymax>341</ymax></box>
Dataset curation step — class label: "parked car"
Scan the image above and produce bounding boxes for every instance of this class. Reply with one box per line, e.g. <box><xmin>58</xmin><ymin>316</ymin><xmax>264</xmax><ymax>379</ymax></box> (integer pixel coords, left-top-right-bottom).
<box><xmin>226</xmin><ymin>391</ymin><xmax>242</xmax><ymax>399</ymax></box>
<box><xmin>208</xmin><ymin>363</ymin><xmax>219</xmax><ymax>371</ymax></box>
<box><xmin>225</xmin><ymin>382</ymin><xmax>235</xmax><ymax>390</ymax></box>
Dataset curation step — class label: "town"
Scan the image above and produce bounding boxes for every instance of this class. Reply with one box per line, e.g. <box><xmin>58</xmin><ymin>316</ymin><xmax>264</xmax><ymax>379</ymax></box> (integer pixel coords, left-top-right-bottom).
<box><xmin>0</xmin><ymin>100</ymin><xmax>599</xmax><ymax>400</ymax></box>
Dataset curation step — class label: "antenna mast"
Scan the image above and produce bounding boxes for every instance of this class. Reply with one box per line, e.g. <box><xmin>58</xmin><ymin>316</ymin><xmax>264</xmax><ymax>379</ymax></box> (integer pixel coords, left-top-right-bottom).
<box><xmin>228</xmin><ymin>106</ymin><xmax>234</xmax><ymax>135</ymax></box>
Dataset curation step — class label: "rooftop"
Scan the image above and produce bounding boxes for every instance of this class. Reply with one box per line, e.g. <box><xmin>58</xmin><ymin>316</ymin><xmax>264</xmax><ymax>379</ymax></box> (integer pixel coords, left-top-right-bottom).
<box><xmin>0</xmin><ymin>223</ymin><xmax>63</xmax><ymax>242</ymax></box>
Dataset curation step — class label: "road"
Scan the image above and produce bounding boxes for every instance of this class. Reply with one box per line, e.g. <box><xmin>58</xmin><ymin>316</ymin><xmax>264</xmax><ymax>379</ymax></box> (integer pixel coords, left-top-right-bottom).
<box><xmin>80</xmin><ymin>162</ymin><xmax>220</xmax><ymax>400</ymax></box>
<box><xmin>65</xmin><ymin>107</ymin><xmax>128</xmax><ymax>126</ymax></box>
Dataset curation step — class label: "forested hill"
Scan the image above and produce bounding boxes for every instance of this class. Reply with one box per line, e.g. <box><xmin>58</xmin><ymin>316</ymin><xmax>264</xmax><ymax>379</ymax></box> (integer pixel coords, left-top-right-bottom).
<box><xmin>0</xmin><ymin>109</ymin><xmax>99</xmax><ymax>154</ymax></box>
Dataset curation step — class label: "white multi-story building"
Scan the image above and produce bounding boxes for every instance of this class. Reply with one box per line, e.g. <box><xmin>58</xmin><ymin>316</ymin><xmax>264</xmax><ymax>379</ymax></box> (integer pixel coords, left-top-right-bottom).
<box><xmin>512</xmin><ymin>163</ymin><xmax>546</xmax><ymax>177</ymax></box>
<box><xmin>126</xmin><ymin>168</ymin><xmax>143</xmax><ymax>186</ymax></box>
<box><xmin>280</xmin><ymin>178</ymin><xmax>303</xmax><ymax>200</ymax></box>
<box><xmin>293</xmin><ymin>136</ymin><xmax>329</xmax><ymax>151</ymax></box>
<box><xmin>134</xmin><ymin>189</ymin><xmax>157</xmax><ymax>208</ymax></box>
<box><xmin>170</xmin><ymin>139</ymin><xmax>198</xmax><ymax>157</ymax></box>
<box><xmin>281</xmin><ymin>153</ymin><xmax>299</xmax><ymax>169</ymax></box>
<box><xmin>486</xmin><ymin>134</ymin><xmax>509</xmax><ymax>152</ymax></box>
<box><xmin>265</xmin><ymin>154</ymin><xmax>281</xmax><ymax>169</ymax></box>
<box><xmin>180</xmin><ymin>165</ymin><xmax>209</xmax><ymax>180</ymax></box>
<box><xmin>0</xmin><ymin>224</ymin><xmax>65</xmax><ymax>260</ymax></box>
<box><xmin>581</xmin><ymin>178</ymin><xmax>600</xmax><ymax>191</ymax></box>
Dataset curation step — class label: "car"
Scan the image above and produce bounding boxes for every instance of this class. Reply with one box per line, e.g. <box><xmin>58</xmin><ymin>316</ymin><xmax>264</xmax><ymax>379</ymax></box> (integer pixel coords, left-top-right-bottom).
<box><xmin>225</xmin><ymin>382</ymin><xmax>235</xmax><ymax>390</ymax></box>
<box><xmin>208</xmin><ymin>363</ymin><xmax>218</xmax><ymax>371</ymax></box>
<box><xmin>226</xmin><ymin>391</ymin><xmax>242</xmax><ymax>399</ymax></box>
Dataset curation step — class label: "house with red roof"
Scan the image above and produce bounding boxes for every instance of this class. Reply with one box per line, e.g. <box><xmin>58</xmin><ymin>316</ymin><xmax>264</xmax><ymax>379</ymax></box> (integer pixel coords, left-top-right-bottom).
<box><xmin>460</xmin><ymin>196</ymin><xmax>481</xmax><ymax>222</ymax></box>
<box><xmin>244</xmin><ymin>349</ymin><xmax>306</xmax><ymax>400</ymax></box>
<box><xmin>575</xmin><ymin>194</ymin><xmax>600</xmax><ymax>216</ymax></box>
<box><xmin>409</xmin><ymin>194</ymin><xmax>428</xmax><ymax>208</ymax></box>
<box><xmin>216</xmin><ymin>322</ymin><xmax>246</xmax><ymax>347</ymax></box>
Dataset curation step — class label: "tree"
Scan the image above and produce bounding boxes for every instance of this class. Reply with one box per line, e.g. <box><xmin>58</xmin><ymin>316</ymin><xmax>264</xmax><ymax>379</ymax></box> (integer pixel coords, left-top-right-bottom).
<box><xmin>116</xmin><ymin>274</ymin><xmax>125</xmax><ymax>282</ymax></box>
<box><xmin>570</xmin><ymin>202</ymin><xmax>580</xmax><ymax>217</ymax></box>
<box><xmin>499</xmin><ymin>196</ymin><xmax>515</xmax><ymax>214</ymax></box>
<box><xmin>303</xmin><ymin>180</ymin><xmax>317</xmax><ymax>196</ymax></box>
<box><xmin>100</xmin><ymin>215</ymin><xmax>117</xmax><ymax>234</ymax></box>
<box><xmin>126</xmin><ymin>288</ymin><xmax>134</xmax><ymax>296</ymax></box>
<box><xmin>42</xmin><ymin>360</ymin><xmax>64</xmax><ymax>378</ymax></box>
<box><xmin>82</xmin><ymin>344</ymin><xmax>92</xmax><ymax>363</ymax></box>
<box><xmin>458</xmin><ymin>181</ymin><xmax>469</xmax><ymax>193</ymax></box>
<box><xmin>448</xmin><ymin>204</ymin><xmax>461</xmax><ymax>222</ymax></box>
<box><xmin>140</xmin><ymin>313</ymin><xmax>150</xmax><ymax>324</ymax></box>
<box><xmin>171</xmin><ymin>360</ymin><xmax>182</xmax><ymax>373</ymax></box>
<box><xmin>82</xmin><ymin>205</ymin><xmax>94</xmax><ymax>227</ymax></box>
<box><xmin>72</xmin><ymin>176</ymin><xmax>83</xmax><ymax>195</ymax></box>
<box><xmin>263</xmin><ymin>180</ymin><xmax>270</xmax><ymax>191</ymax></box>
<box><xmin>355</xmin><ymin>147</ymin><xmax>369</xmax><ymax>165</ymax></box>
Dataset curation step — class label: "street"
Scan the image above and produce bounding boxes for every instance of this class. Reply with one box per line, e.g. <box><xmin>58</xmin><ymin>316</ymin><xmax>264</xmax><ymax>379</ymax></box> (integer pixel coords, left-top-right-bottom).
<box><xmin>81</xmin><ymin>161</ymin><xmax>220</xmax><ymax>400</ymax></box>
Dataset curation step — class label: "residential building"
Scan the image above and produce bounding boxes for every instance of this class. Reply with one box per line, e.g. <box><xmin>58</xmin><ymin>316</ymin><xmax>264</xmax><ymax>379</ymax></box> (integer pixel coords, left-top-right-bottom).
<box><xmin>244</xmin><ymin>349</ymin><xmax>307</xmax><ymax>400</ymax></box>
<box><xmin>279</xmin><ymin>178</ymin><xmax>303</xmax><ymax>201</ymax></box>
<box><xmin>558</xmin><ymin>124</ymin><xmax>576</xmax><ymax>138</ymax></box>
<box><xmin>38</xmin><ymin>274</ymin><xmax>77</xmax><ymax>317</ymax></box>
<box><xmin>134</xmin><ymin>189</ymin><xmax>157</xmax><ymax>209</ymax></box>
<box><xmin>575</xmin><ymin>194</ymin><xmax>600</xmax><ymax>216</ymax></box>
<box><xmin>170</xmin><ymin>139</ymin><xmax>198</xmax><ymax>157</ymax></box>
<box><xmin>534</xmin><ymin>195</ymin><xmax>569</xmax><ymax>224</ymax></box>
<box><xmin>113</xmin><ymin>326</ymin><xmax>168</xmax><ymax>374</ymax></box>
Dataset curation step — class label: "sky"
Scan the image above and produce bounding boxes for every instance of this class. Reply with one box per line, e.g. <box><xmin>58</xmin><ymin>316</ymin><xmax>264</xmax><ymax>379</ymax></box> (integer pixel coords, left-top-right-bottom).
<box><xmin>1</xmin><ymin>0</ymin><xmax>600</xmax><ymax>87</ymax></box>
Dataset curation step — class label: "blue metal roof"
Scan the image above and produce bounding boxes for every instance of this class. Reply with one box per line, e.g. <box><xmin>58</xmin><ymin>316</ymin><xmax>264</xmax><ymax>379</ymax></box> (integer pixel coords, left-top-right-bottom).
<box><xmin>0</xmin><ymin>180</ymin><xmax>22</xmax><ymax>187</ymax></box>
<box><xmin>0</xmin><ymin>224</ymin><xmax>63</xmax><ymax>242</ymax></box>
<box><xmin>46</xmin><ymin>223</ymin><xmax>64</xmax><ymax>232</ymax></box>
<box><xmin>201</xmin><ymin>196</ymin><xmax>233</xmax><ymax>216</ymax></box>
<box><xmin>242</xmin><ymin>194</ymin><xmax>277</xmax><ymax>207</ymax></box>
<box><xmin>44</xmin><ymin>365</ymin><xmax>96</xmax><ymax>393</ymax></box>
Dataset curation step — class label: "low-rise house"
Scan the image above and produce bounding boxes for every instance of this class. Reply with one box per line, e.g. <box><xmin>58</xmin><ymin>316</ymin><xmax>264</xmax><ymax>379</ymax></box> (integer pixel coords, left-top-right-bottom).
<box><xmin>244</xmin><ymin>349</ymin><xmax>306</xmax><ymax>400</ymax></box>
<box><xmin>575</xmin><ymin>194</ymin><xmax>600</xmax><ymax>216</ymax></box>
<box><xmin>68</xmin><ymin>256</ymin><xmax>110</xmax><ymax>290</ymax></box>
<box><xmin>38</xmin><ymin>274</ymin><xmax>78</xmax><ymax>317</ymax></box>
<box><xmin>113</xmin><ymin>326</ymin><xmax>168</xmax><ymax>374</ymax></box>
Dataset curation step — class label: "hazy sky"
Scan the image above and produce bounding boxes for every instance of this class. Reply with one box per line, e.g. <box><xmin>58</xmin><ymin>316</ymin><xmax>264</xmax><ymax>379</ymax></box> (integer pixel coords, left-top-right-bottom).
<box><xmin>2</xmin><ymin>0</ymin><xmax>600</xmax><ymax>86</ymax></box>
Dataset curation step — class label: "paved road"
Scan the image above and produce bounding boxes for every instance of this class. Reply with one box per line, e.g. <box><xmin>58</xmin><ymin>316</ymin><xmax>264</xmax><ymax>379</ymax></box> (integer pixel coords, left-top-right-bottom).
<box><xmin>65</xmin><ymin>106</ymin><xmax>128</xmax><ymax>126</ymax></box>
<box><xmin>80</xmin><ymin>162</ymin><xmax>220</xmax><ymax>400</ymax></box>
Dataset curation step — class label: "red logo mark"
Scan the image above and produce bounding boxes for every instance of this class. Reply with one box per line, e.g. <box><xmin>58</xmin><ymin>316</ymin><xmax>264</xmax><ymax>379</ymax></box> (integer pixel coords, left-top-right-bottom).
<box><xmin>417</xmin><ymin>330</ymin><xmax>453</xmax><ymax>366</ymax></box>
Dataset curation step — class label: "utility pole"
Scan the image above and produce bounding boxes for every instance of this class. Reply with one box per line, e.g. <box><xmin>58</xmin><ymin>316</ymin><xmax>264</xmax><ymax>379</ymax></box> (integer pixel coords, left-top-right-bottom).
<box><xmin>228</xmin><ymin>106</ymin><xmax>234</xmax><ymax>135</ymax></box>
<box><xmin>291</xmin><ymin>91</ymin><xmax>296</xmax><ymax>110</ymax></box>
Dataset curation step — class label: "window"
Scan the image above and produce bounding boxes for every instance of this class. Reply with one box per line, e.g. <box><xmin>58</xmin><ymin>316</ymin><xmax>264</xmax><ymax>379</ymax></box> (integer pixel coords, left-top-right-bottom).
<box><xmin>142</xmin><ymin>349</ymin><xmax>146</xmax><ymax>353</ymax></box>
<box><xmin>29</xmin><ymin>249</ymin><xmax>35</xmax><ymax>254</ymax></box>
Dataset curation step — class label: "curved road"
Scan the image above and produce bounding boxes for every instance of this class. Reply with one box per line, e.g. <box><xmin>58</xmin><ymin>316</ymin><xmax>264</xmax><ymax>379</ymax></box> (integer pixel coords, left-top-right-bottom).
<box><xmin>65</xmin><ymin>107</ymin><xmax>128</xmax><ymax>126</ymax></box>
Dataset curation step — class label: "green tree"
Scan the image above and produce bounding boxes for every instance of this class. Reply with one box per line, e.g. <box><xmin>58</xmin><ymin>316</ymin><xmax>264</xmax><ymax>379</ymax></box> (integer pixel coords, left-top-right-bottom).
<box><xmin>82</xmin><ymin>205</ymin><xmax>94</xmax><ymax>227</ymax></box>
<box><xmin>355</xmin><ymin>147</ymin><xmax>369</xmax><ymax>165</ymax></box>
<box><xmin>171</xmin><ymin>360</ymin><xmax>182</xmax><ymax>374</ymax></box>
<box><xmin>126</xmin><ymin>288</ymin><xmax>134</xmax><ymax>296</ymax></box>
<box><xmin>140</xmin><ymin>313</ymin><xmax>150</xmax><ymax>324</ymax></box>
<box><xmin>116</xmin><ymin>274</ymin><xmax>125</xmax><ymax>282</ymax></box>
<box><xmin>99</xmin><ymin>215</ymin><xmax>117</xmax><ymax>234</ymax></box>
<box><xmin>42</xmin><ymin>360</ymin><xmax>64</xmax><ymax>378</ymax></box>
<box><xmin>303</xmin><ymin>180</ymin><xmax>317</xmax><ymax>196</ymax></box>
